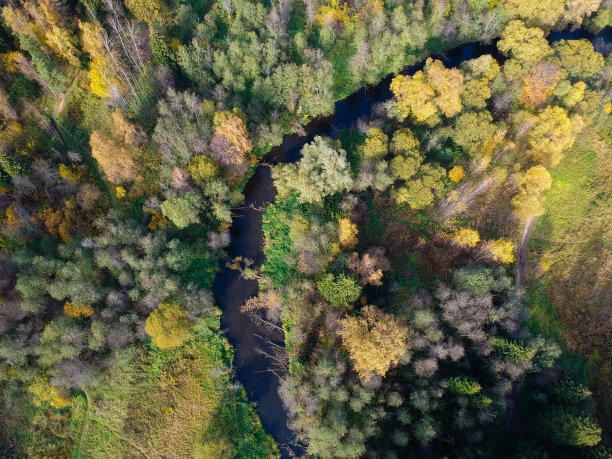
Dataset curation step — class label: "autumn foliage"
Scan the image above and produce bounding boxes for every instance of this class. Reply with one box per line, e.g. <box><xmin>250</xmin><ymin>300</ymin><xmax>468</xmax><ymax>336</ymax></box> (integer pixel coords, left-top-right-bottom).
<box><xmin>90</xmin><ymin>131</ymin><xmax>138</xmax><ymax>184</ymax></box>
<box><xmin>338</xmin><ymin>305</ymin><xmax>409</xmax><ymax>380</ymax></box>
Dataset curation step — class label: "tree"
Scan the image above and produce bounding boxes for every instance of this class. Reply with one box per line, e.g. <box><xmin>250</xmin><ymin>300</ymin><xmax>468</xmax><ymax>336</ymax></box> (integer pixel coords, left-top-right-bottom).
<box><xmin>447</xmin><ymin>376</ymin><xmax>481</xmax><ymax>395</ymax></box>
<box><xmin>554</xmin><ymin>39</ymin><xmax>605</xmax><ymax>81</ymax></box>
<box><xmin>153</xmin><ymin>90</ymin><xmax>212</xmax><ymax>168</ymax></box>
<box><xmin>211</xmin><ymin>111</ymin><xmax>253</xmax><ymax>167</ymax></box>
<box><xmin>452</xmin><ymin>228</ymin><xmax>480</xmax><ymax>248</ymax></box>
<box><xmin>452</xmin><ymin>266</ymin><xmax>498</xmax><ymax>294</ymax></box>
<box><xmin>500</xmin><ymin>0</ymin><xmax>565</xmax><ymax>28</ymax></box>
<box><xmin>540</xmin><ymin>408</ymin><xmax>602</xmax><ymax>447</ymax></box>
<box><xmin>477</xmin><ymin>238</ymin><xmax>516</xmax><ymax>264</ymax></box>
<box><xmin>390</xmin><ymin>150</ymin><xmax>423</xmax><ymax>181</ymax></box>
<box><xmin>358</xmin><ymin>127</ymin><xmax>388</xmax><ymax>160</ymax></box>
<box><xmin>112</xmin><ymin>110</ymin><xmax>146</xmax><ymax>146</ymax></box>
<box><xmin>497</xmin><ymin>21</ymin><xmax>552</xmax><ymax>78</ymax></box>
<box><xmin>317</xmin><ymin>273</ymin><xmax>361</xmax><ymax>306</ymax></box>
<box><xmin>493</xmin><ymin>337</ymin><xmax>536</xmax><ymax>362</ymax></box>
<box><xmin>161</xmin><ymin>191</ymin><xmax>203</xmax><ymax>228</ymax></box>
<box><xmin>16</xmin><ymin>35</ymin><xmax>68</xmax><ymax>94</ymax></box>
<box><xmin>424</xmin><ymin>58</ymin><xmax>464</xmax><ymax>118</ymax></box>
<box><xmin>451</xmin><ymin>111</ymin><xmax>496</xmax><ymax>157</ymax></box>
<box><xmin>461</xmin><ymin>77</ymin><xmax>491</xmax><ymax>110</ymax></box>
<box><xmin>393</xmin><ymin>163</ymin><xmax>446</xmax><ymax>209</ymax></box>
<box><xmin>390</xmin><ymin>71</ymin><xmax>437</xmax><ymax>123</ymax></box>
<box><xmin>28</xmin><ymin>377</ymin><xmax>71</xmax><ymax>408</ymax></box>
<box><xmin>125</xmin><ymin>0</ymin><xmax>176</xmax><ymax>26</ymax></box>
<box><xmin>338</xmin><ymin>305</ymin><xmax>409</xmax><ymax>380</ymax></box>
<box><xmin>145</xmin><ymin>302</ymin><xmax>191</xmax><ymax>349</ymax></box>
<box><xmin>511</xmin><ymin>166</ymin><xmax>552</xmax><ymax>222</ymax></box>
<box><xmin>273</xmin><ymin>136</ymin><xmax>353</xmax><ymax>204</ymax></box>
<box><xmin>89</xmin><ymin>131</ymin><xmax>138</xmax><ymax>184</ymax></box>
<box><xmin>188</xmin><ymin>155</ymin><xmax>220</xmax><ymax>186</ymax></box>
<box><xmin>525</xmin><ymin>106</ymin><xmax>575</xmax><ymax>167</ymax></box>
<box><xmin>338</xmin><ymin>218</ymin><xmax>358</xmax><ymax>248</ymax></box>
<box><xmin>448</xmin><ymin>166</ymin><xmax>464</xmax><ymax>183</ymax></box>
<box><xmin>563</xmin><ymin>0</ymin><xmax>602</xmax><ymax>25</ymax></box>
<box><xmin>63</xmin><ymin>301</ymin><xmax>94</xmax><ymax>318</ymax></box>
<box><xmin>390</xmin><ymin>128</ymin><xmax>420</xmax><ymax>155</ymax></box>
<box><xmin>519</xmin><ymin>62</ymin><xmax>561</xmax><ymax>109</ymax></box>
<box><xmin>347</xmin><ymin>247</ymin><xmax>391</xmax><ymax>286</ymax></box>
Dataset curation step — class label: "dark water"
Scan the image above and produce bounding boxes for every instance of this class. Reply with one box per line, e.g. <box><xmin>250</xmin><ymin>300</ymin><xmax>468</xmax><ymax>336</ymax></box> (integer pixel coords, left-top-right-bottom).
<box><xmin>211</xmin><ymin>27</ymin><xmax>610</xmax><ymax>457</ymax></box>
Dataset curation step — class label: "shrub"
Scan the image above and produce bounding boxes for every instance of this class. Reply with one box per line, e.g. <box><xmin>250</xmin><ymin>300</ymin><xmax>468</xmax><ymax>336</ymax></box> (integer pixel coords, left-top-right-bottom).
<box><xmin>145</xmin><ymin>302</ymin><xmax>192</xmax><ymax>349</ymax></box>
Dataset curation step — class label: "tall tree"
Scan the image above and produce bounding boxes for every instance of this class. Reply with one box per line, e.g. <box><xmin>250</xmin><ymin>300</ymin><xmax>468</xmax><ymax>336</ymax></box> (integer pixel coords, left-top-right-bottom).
<box><xmin>338</xmin><ymin>305</ymin><xmax>409</xmax><ymax>380</ymax></box>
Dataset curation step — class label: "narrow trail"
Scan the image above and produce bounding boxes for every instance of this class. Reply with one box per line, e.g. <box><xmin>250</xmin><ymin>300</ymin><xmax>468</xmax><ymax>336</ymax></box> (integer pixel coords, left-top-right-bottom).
<box><xmin>73</xmin><ymin>391</ymin><xmax>91</xmax><ymax>458</ymax></box>
<box><xmin>53</xmin><ymin>71</ymin><xmax>83</xmax><ymax>118</ymax></box>
<box><xmin>517</xmin><ymin>216</ymin><xmax>534</xmax><ymax>289</ymax></box>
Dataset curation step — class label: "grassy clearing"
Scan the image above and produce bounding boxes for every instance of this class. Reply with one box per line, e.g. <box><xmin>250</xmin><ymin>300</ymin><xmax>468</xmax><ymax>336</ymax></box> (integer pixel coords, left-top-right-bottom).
<box><xmin>72</xmin><ymin>322</ymin><xmax>279</xmax><ymax>458</ymax></box>
<box><xmin>525</xmin><ymin>125</ymin><xmax>612</xmax><ymax>427</ymax></box>
<box><xmin>4</xmin><ymin>319</ymin><xmax>279</xmax><ymax>459</ymax></box>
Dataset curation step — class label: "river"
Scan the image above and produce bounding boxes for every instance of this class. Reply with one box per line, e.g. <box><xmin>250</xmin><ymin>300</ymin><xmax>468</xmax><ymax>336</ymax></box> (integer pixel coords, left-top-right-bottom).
<box><xmin>211</xmin><ymin>27</ymin><xmax>611</xmax><ymax>458</ymax></box>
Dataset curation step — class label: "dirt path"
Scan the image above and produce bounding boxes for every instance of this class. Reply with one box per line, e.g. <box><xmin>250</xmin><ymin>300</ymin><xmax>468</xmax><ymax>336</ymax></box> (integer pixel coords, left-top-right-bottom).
<box><xmin>53</xmin><ymin>71</ymin><xmax>83</xmax><ymax>118</ymax></box>
<box><xmin>517</xmin><ymin>216</ymin><xmax>534</xmax><ymax>288</ymax></box>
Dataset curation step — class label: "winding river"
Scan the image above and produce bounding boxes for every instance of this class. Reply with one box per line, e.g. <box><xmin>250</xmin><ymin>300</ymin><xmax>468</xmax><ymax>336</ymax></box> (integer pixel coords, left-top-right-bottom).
<box><xmin>211</xmin><ymin>27</ymin><xmax>611</xmax><ymax>457</ymax></box>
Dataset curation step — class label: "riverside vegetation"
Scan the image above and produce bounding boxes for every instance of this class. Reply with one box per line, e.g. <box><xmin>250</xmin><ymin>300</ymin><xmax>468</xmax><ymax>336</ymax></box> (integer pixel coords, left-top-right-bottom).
<box><xmin>0</xmin><ymin>0</ymin><xmax>610</xmax><ymax>457</ymax></box>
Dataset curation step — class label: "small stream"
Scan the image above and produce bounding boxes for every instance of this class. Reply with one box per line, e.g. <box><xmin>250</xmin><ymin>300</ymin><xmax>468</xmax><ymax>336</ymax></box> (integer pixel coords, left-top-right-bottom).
<box><xmin>211</xmin><ymin>28</ymin><xmax>611</xmax><ymax>457</ymax></box>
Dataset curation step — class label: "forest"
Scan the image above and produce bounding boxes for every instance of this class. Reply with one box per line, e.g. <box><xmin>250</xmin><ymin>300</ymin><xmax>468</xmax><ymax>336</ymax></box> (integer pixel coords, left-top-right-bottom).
<box><xmin>0</xmin><ymin>0</ymin><xmax>610</xmax><ymax>457</ymax></box>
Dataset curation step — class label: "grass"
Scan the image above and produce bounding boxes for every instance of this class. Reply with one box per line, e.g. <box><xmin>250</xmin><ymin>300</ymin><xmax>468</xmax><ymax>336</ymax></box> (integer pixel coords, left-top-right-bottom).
<box><xmin>5</xmin><ymin>321</ymin><xmax>279</xmax><ymax>459</ymax></box>
<box><xmin>71</xmin><ymin>324</ymin><xmax>279</xmax><ymax>458</ymax></box>
<box><xmin>525</xmin><ymin>125</ymin><xmax>612</xmax><ymax>426</ymax></box>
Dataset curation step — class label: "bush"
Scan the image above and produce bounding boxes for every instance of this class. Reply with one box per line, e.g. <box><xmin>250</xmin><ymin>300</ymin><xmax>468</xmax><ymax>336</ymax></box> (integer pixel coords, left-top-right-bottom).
<box><xmin>145</xmin><ymin>302</ymin><xmax>192</xmax><ymax>349</ymax></box>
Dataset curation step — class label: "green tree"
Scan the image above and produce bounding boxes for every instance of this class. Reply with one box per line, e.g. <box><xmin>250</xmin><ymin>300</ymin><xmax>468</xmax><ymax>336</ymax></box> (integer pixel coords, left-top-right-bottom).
<box><xmin>447</xmin><ymin>376</ymin><xmax>482</xmax><ymax>395</ymax></box>
<box><xmin>452</xmin><ymin>266</ymin><xmax>497</xmax><ymax>294</ymax></box>
<box><xmin>493</xmin><ymin>337</ymin><xmax>536</xmax><ymax>363</ymax></box>
<box><xmin>390</xmin><ymin>150</ymin><xmax>423</xmax><ymax>181</ymax></box>
<box><xmin>145</xmin><ymin>302</ymin><xmax>191</xmax><ymax>349</ymax></box>
<box><xmin>451</xmin><ymin>111</ymin><xmax>496</xmax><ymax>157</ymax></box>
<box><xmin>540</xmin><ymin>407</ymin><xmax>602</xmax><ymax>447</ymax></box>
<box><xmin>317</xmin><ymin>273</ymin><xmax>361</xmax><ymax>306</ymax></box>
<box><xmin>554</xmin><ymin>39</ymin><xmax>605</xmax><ymax>81</ymax></box>
<box><xmin>358</xmin><ymin>127</ymin><xmax>388</xmax><ymax>160</ymax></box>
<box><xmin>18</xmin><ymin>34</ymin><xmax>68</xmax><ymax>93</ymax></box>
<box><xmin>161</xmin><ymin>191</ymin><xmax>203</xmax><ymax>228</ymax></box>
<box><xmin>273</xmin><ymin>136</ymin><xmax>353</xmax><ymax>204</ymax></box>
<box><xmin>500</xmin><ymin>0</ymin><xmax>564</xmax><ymax>28</ymax></box>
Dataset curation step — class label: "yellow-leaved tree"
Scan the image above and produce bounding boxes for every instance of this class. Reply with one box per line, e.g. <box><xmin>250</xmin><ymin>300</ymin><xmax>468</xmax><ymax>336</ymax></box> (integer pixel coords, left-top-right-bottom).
<box><xmin>89</xmin><ymin>131</ymin><xmax>138</xmax><ymax>184</ymax></box>
<box><xmin>338</xmin><ymin>305</ymin><xmax>408</xmax><ymax>380</ymax></box>
<box><xmin>145</xmin><ymin>302</ymin><xmax>191</xmax><ymax>349</ymax></box>
<box><xmin>511</xmin><ymin>165</ymin><xmax>552</xmax><ymax>222</ymax></box>
<box><xmin>448</xmin><ymin>165</ymin><xmax>464</xmax><ymax>183</ymax></box>
<box><xmin>476</xmin><ymin>238</ymin><xmax>516</xmax><ymax>264</ymax></box>
<box><xmin>338</xmin><ymin>218</ymin><xmax>358</xmax><ymax>249</ymax></box>
<box><xmin>452</xmin><ymin>228</ymin><xmax>480</xmax><ymax>248</ymax></box>
<box><xmin>63</xmin><ymin>301</ymin><xmax>94</xmax><ymax>318</ymax></box>
<box><xmin>519</xmin><ymin>62</ymin><xmax>561</xmax><ymax>109</ymax></box>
